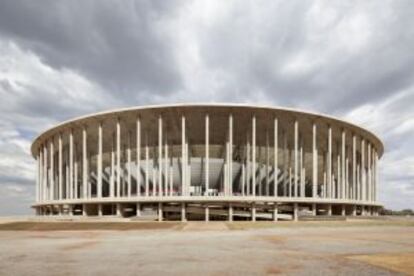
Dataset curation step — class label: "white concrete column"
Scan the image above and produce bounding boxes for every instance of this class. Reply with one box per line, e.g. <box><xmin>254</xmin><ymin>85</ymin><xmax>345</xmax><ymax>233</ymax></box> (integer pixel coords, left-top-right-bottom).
<box><xmin>136</xmin><ymin>116</ymin><xmax>141</xmax><ymax>196</ymax></box>
<box><xmin>273</xmin><ymin>204</ymin><xmax>278</xmax><ymax>221</ymax></box>
<box><xmin>294</xmin><ymin>120</ymin><xmax>298</xmax><ymax>197</ymax></box>
<box><xmin>312</xmin><ymin>203</ymin><xmax>317</xmax><ymax>216</ymax></box>
<box><xmin>299</xmin><ymin>138</ymin><xmax>303</xmax><ymax>197</ymax></box>
<box><xmin>266</xmin><ymin>132</ymin><xmax>270</xmax><ymax>196</ymax></box>
<box><xmin>116</xmin><ymin>203</ymin><xmax>122</xmax><ymax>217</ymax></box>
<box><xmin>158</xmin><ymin>115</ymin><xmax>162</xmax><ymax>197</ymax></box>
<box><xmin>110</xmin><ymin>140</ymin><xmax>115</xmax><ymax>198</ymax></box>
<box><xmin>367</xmin><ymin>142</ymin><xmax>371</xmax><ymax>202</ymax></box>
<box><xmin>164</xmin><ymin>141</ymin><xmax>168</xmax><ymax>196</ymax></box>
<box><xmin>181</xmin><ymin>202</ymin><xmax>186</xmax><ymax>222</ymax></box>
<box><xmin>246</xmin><ymin>138</ymin><xmax>250</xmax><ymax>196</ymax></box>
<box><xmin>352</xmin><ymin>135</ymin><xmax>356</xmax><ymax>200</ymax></box>
<box><xmin>36</xmin><ymin>151</ymin><xmax>40</xmax><ymax>203</ymax></box>
<box><xmin>58</xmin><ymin>134</ymin><xmax>63</xmax><ymax>200</ymax></box>
<box><xmin>145</xmin><ymin>143</ymin><xmax>149</xmax><ymax>197</ymax></box>
<box><xmin>98</xmin><ymin>204</ymin><xmax>103</xmax><ymax>216</ymax></box>
<box><xmin>69</xmin><ymin>130</ymin><xmax>74</xmax><ymax>200</ymax></box>
<box><xmin>205</xmin><ymin>114</ymin><xmax>209</xmax><ymax>196</ymax></box>
<box><xmin>341</xmin><ymin>130</ymin><xmax>346</xmax><ymax>199</ymax></box>
<box><xmin>98</xmin><ymin>122</ymin><xmax>103</xmax><ymax>198</ymax></box>
<box><xmin>251</xmin><ymin>203</ymin><xmax>256</xmax><ymax>221</ymax></box>
<box><xmin>283</xmin><ymin>133</ymin><xmax>287</xmax><ymax>197</ymax></box>
<box><xmin>361</xmin><ymin>139</ymin><xmax>365</xmax><ymax>201</ymax></box>
<box><xmin>50</xmin><ymin>139</ymin><xmax>54</xmax><ymax>200</ymax></box>
<box><xmin>205</xmin><ymin>206</ymin><xmax>209</xmax><ymax>222</ymax></box>
<box><xmin>136</xmin><ymin>203</ymin><xmax>141</xmax><ymax>216</ymax></box>
<box><xmin>274</xmin><ymin>118</ymin><xmax>278</xmax><ymax>197</ymax></box>
<box><xmin>116</xmin><ymin>119</ymin><xmax>121</xmax><ymax>198</ymax></box>
<box><xmin>82</xmin><ymin>126</ymin><xmax>88</xmax><ymax>199</ymax></box>
<box><xmin>39</xmin><ymin>147</ymin><xmax>43</xmax><ymax>202</ymax></box>
<box><xmin>229</xmin><ymin>114</ymin><xmax>233</xmax><ymax>196</ymax></box>
<box><xmin>228</xmin><ymin>203</ymin><xmax>233</xmax><ymax>222</ymax></box>
<box><xmin>375</xmin><ymin>150</ymin><xmax>379</xmax><ymax>202</ymax></box>
<box><xmin>136</xmin><ymin>117</ymin><xmax>141</xmax><ymax>196</ymax></box>
<box><xmin>74</xmin><ymin>158</ymin><xmax>78</xmax><ymax>199</ymax></box>
<box><xmin>181</xmin><ymin>115</ymin><xmax>186</xmax><ymax>196</ymax></box>
<box><xmin>252</xmin><ymin>116</ymin><xmax>256</xmax><ymax>196</ymax></box>
<box><xmin>312</xmin><ymin>123</ymin><xmax>318</xmax><ymax>198</ymax></box>
<box><xmin>293</xmin><ymin>203</ymin><xmax>298</xmax><ymax>221</ymax></box>
<box><xmin>327</xmin><ymin>126</ymin><xmax>332</xmax><ymax>199</ymax></box>
<box><xmin>44</xmin><ymin>144</ymin><xmax>48</xmax><ymax>201</ymax></box>
<box><xmin>127</xmin><ymin>132</ymin><xmax>132</xmax><ymax>197</ymax></box>
<box><xmin>158</xmin><ymin>202</ymin><xmax>163</xmax><ymax>221</ymax></box>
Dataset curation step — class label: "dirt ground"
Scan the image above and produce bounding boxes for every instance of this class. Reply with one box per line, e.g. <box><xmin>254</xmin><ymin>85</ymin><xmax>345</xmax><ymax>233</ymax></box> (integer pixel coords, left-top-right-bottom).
<box><xmin>0</xmin><ymin>217</ymin><xmax>413</xmax><ymax>275</ymax></box>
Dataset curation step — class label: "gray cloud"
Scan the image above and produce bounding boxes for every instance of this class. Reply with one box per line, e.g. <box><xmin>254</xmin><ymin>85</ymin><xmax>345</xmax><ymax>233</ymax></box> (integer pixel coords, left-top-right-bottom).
<box><xmin>0</xmin><ymin>0</ymin><xmax>413</xmax><ymax>214</ymax></box>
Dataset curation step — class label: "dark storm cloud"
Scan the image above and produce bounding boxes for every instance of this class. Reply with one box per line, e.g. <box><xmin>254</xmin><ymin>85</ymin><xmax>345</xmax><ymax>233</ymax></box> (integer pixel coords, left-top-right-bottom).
<box><xmin>0</xmin><ymin>0</ymin><xmax>183</xmax><ymax>99</ymax></box>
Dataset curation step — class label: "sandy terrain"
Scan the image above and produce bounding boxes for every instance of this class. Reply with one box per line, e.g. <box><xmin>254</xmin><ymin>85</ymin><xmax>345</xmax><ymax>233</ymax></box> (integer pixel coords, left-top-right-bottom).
<box><xmin>0</xmin><ymin>218</ymin><xmax>412</xmax><ymax>275</ymax></box>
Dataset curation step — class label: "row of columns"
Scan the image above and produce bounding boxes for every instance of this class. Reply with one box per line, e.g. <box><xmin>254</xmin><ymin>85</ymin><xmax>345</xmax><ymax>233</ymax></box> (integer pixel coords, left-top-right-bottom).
<box><xmin>35</xmin><ymin>115</ymin><xmax>379</xmax><ymax>204</ymax></box>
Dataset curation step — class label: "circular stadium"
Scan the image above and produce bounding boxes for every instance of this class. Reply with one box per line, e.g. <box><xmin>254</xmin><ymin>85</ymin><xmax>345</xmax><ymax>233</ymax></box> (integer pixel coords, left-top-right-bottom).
<box><xmin>31</xmin><ymin>104</ymin><xmax>383</xmax><ymax>221</ymax></box>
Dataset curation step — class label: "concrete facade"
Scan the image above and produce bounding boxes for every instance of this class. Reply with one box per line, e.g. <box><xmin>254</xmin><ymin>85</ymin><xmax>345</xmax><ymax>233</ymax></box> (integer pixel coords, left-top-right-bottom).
<box><xmin>31</xmin><ymin>104</ymin><xmax>383</xmax><ymax>220</ymax></box>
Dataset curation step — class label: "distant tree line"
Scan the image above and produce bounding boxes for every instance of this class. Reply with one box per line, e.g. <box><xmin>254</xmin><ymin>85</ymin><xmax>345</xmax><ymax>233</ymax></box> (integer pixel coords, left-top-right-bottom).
<box><xmin>379</xmin><ymin>207</ymin><xmax>413</xmax><ymax>216</ymax></box>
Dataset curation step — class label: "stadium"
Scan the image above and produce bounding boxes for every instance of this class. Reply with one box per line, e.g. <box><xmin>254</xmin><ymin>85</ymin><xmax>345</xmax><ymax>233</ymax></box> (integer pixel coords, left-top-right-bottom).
<box><xmin>31</xmin><ymin>104</ymin><xmax>383</xmax><ymax>221</ymax></box>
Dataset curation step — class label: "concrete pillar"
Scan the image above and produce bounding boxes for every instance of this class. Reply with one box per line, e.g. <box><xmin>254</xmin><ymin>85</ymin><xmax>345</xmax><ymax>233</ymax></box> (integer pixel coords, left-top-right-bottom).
<box><xmin>69</xmin><ymin>130</ymin><xmax>73</xmax><ymax>200</ymax></box>
<box><xmin>274</xmin><ymin>118</ymin><xmax>278</xmax><ymax>197</ymax></box>
<box><xmin>352</xmin><ymin>205</ymin><xmax>356</xmax><ymax>216</ymax></box>
<box><xmin>327</xmin><ymin>126</ymin><xmax>332</xmax><ymax>199</ymax></box>
<box><xmin>82</xmin><ymin>126</ymin><xmax>88</xmax><ymax>199</ymax></box>
<box><xmin>251</xmin><ymin>203</ymin><xmax>256</xmax><ymax>221</ymax></box>
<box><xmin>312</xmin><ymin>203</ymin><xmax>317</xmax><ymax>216</ymax></box>
<box><xmin>164</xmin><ymin>141</ymin><xmax>169</xmax><ymax>196</ymax></box>
<box><xmin>181</xmin><ymin>202</ymin><xmax>186</xmax><ymax>222</ymax></box>
<box><xmin>293</xmin><ymin>203</ymin><xmax>298</xmax><ymax>222</ymax></box>
<box><xmin>294</xmin><ymin>120</ymin><xmax>298</xmax><ymax>197</ymax></box>
<box><xmin>312</xmin><ymin>123</ymin><xmax>317</xmax><ymax>198</ymax></box>
<box><xmin>273</xmin><ymin>204</ymin><xmax>278</xmax><ymax>221</ymax></box>
<box><xmin>82</xmin><ymin>204</ymin><xmax>87</xmax><ymax>216</ymax></box>
<box><xmin>145</xmin><ymin>143</ymin><xmax>149</xmax><ymax>196</ymax></box>
<box><xmin>181</xmin><ymin>116</ymin><xmax>186</xmax><ymax>196</ymax></box>
<box><xmin>341</xmin><ymin>130</ymin><xmax>346</xmax><ymax>199</ymax></box>
<box><xmin>341</xmin><ymin>205</ymin><xmax>346</xmax><ymax>216</ymax></box>
<box><xmin>361</xmin><ymin>139</ymin><xmax>365</xmax><ymax>201</ymax></box>
<box><xmin>109</xmin><ymin>141</ymin><xmax>115</xmax><ymax>197</ymax></box>
<box><xmin>135</xmin><ymin>203</ymin><xmax>141</xmax><ymax>216</ymax></box>
<box><xmin>98</xmin><ymin>123</ymin><xmax>103</xmax><ymax>198</ymax></box>
<box><xmin>50</xmin><ymin>139</ymin><xmax>54</xmax><ymax>200</ymax></box>
<box><xmin>116</xmin><ymin>203</ymin><xmax>122</xmax><ymax>217</ymax></box>
<box><xmin>228</xmin><ymin>203</ymin><xmax>233</xmax><ymax>222</ymax></box>
<box><xmin>127</xmin><ymin>132</ymin><xmax>132</xmax><ymax>197</ymax></box>
<box><xmin>352</xmin><ymin>135</ymin><xmax>356</xmax><ymax>200</ymax></box>
<box><xmin>69</xmin><ymin>205</ymin><xmax>73</xmax><ymax>216</ymax></box>
<box><xmin>158</xmin><ymin>202</ymin><xmax>163</xmax><ymax>221</ymax></box>
<box><xmin>116</xmin><ymin>119</ymin><xmax>121</xmax><ymax>198</ymax></box>
<box><xmin>252</xmin><ymin>116</ymin><xmax>256</xmax><ymax>196</ymax></box>
<box><xmin>368</xmin><ymin>143</ymin><xmax>371</xmax><ymax>202</ymax></box>
<box><xmin>266</xmin><ymin>133</ymin><xmax>270</xmax><ymax>196</ymax></box>
<box><xmin>98</xmin><ymin>204</ymin><xmax>103</xmax><ymax>217</ymax></box>
<box><xmin>205</xmin><ymin>206</ymin><xmax>209</xmax><ymax>222</ymax></box>
<box><xmin>136</xmin><ymin>117</ymin><xmax>141</xmax><ymax>197</ymax></box>
<box><xmin>158</xmin><ymin>116</ymin><xmax>162</xmax><ymax>197</ymax></box>
<box><xmin>327</xmin><ymin>204</ymin><xmax>332</xmax><ymax>216</ymax></box>
<box><xmin>229</xmin><ymin>114</ymin><xmax>233</xmax><ymax>196</ymax></box>
<box><xmin>205</xmin><ymin>114</ymin><xmax>209</xmax><ymax>196</ymax></box>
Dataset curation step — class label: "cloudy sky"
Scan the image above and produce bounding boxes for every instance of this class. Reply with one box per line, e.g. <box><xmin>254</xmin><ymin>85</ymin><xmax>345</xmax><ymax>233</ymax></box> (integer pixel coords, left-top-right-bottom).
<box><xmin>0</xmin><ymin>0</ymin><xmax>413</xmax><ymax>215</ymax></box>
